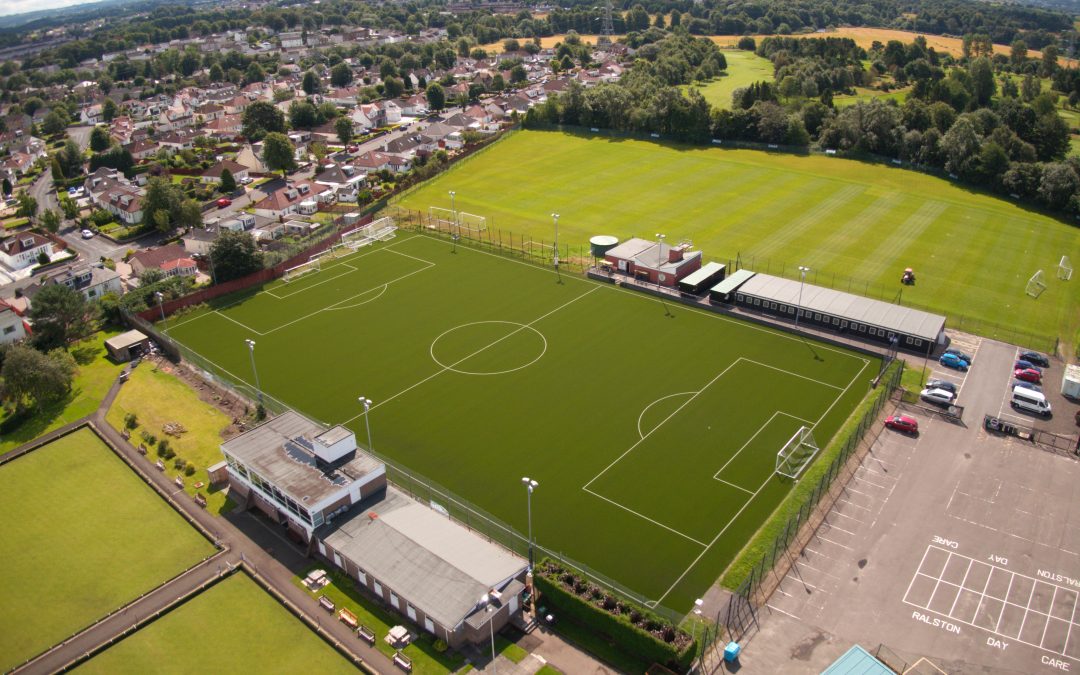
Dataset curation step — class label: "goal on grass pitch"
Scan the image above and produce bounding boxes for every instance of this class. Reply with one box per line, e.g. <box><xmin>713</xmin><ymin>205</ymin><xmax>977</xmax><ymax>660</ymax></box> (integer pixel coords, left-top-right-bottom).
<box><xmin>1026</xmin><ymin>270</ymin><xmax>1047</xmax><ymax>298</ymax></box>
<box><xmin>341</xmin><ymin>216</ymin><xmax>397</xmax><ymax>249</ymax></box>
<box><xmin>1059</xmin><ymin>256</ymin><xmax>1073</xmax><ymax>281</ymax></box>
<box><xmin>427</xmin><ymin>207</ymin><xmax>487</xmax><ymax>235</ymax></box>
<box><xmin>775</xmin><ymin>426</ymin><xmax>820</xmax><ymax>480</ymax></box>
<box><xmin>283</xmin><ymin>257</ymin><xmax>320</xmax><ymax>282</ymax></box>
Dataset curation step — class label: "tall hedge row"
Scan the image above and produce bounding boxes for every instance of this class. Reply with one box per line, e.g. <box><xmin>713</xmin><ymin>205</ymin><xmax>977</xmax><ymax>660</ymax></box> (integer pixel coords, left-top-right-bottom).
<box><xmin>534</xmin><ymin>559</ymin><xmax>695</xmax><ymax>673</ymax></box>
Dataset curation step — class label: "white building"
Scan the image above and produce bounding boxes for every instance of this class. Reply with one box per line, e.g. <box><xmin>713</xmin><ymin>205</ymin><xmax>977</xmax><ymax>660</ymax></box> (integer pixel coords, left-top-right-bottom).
<box><xmin>0</xmin><ymin>300</ymin><xmax>27</xmax><ymax>344</ymax></box>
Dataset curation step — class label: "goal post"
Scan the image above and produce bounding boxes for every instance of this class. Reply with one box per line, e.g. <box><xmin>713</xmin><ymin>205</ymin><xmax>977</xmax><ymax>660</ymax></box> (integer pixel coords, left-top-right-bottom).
<box><xmin>426</xmin><ymin>206</ymin><xmax>486</xmax><ymax>235</ymax></box>
<box><xmin>283</xmin><ymin>257</ymin><xmax>320</xmax><ymax>282</ymax></box>
<box><xmin>1058</xmin><ymin>256</ymin><xmax>1073</xmax><ymax>281</ymax></box>
<box><xmin>775</xmin><ymin>426</ymin><xmax>820</xmax><ymax>480</ymax></box>
<box><xmin>1026</xmin><ymin>270</ymin><xmax>1047</xmax><ymax>298</ymax></box>
<box><xmin>341</xmin><ymin>216</ymin><xmax>397</xmax><ymax>249</ymax></box>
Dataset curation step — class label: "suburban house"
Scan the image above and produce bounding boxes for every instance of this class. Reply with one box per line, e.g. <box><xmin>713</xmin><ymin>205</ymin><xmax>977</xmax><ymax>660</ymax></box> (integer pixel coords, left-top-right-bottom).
<box><xmin>28</xmin><ymin>263</ymin><xmax>123</xmax><ymax>301</ymax></box>
<box><xmin>182</xmin><ymin>226</ymin><xmax>219</xmax><ymax>256</ymax></box>
<box><xmin>252</xmin><ymin>181</ymin><xmax>331</xmax><ymax>219</ymax></box>
<box><xmin>160</xmin><ymin>256</ymin><xmax>199</xmax><ymax>278</ymax></box>
<box><xmin>201</xmin><ymin>159</ymin><xmax>249</xmax><ymax>185</ymax></box>
<box><xmin>129</xmin><ymin>245</ymin><xmax>193</xmax><ymax>278</ymax></box>
<box><xmin>0</xmin><ymin>233</ymin><xmax>53</xmax><ymax>270</ymax></box>
<box><xmin>221</xmin><ymin>409</ymin><xmax>530</xmax><ymax>649</ymax></box>
<box><xmin>0</xmin><ymin>300</ymin><xmax>27</xmax><ymax>344</ymax></box>
<box><xmin>354</xmin><ymin>150</ymin><xmax>410</xmax><ymax>174</ymax></box>
<box><xmin>313</xmin><ymin>163</ymin><xmax>366</xmax><ymax>201</ymax></box>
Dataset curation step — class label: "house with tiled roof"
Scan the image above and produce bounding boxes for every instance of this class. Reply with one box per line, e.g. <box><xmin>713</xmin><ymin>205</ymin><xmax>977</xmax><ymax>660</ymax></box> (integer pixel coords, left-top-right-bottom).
<box><xmin>252</xmin><ymin>181</ymin><xmax>331</xmax><ymax>219</ymax></box>
<box><xmin>201</xmin><ymin>159</ymin><xmax>249</xmax><ymax>185</ymax></box>
<box><xmin>0</xmin><ymin>300</ymin><xmax>27</xmax><ymax>344</ymax></box>
<box><xmin>0</xmin><ymin>232</ymin><xmax>53</xmax><ymax>270</ymax></box>
<box><xmin>354</xmin><ymin>150</ymin><xmax>411</xmax><ymax>173</ymax></box>
<box><xmin>129</xmin><ymin>245</ymin><xmax>192</xmax><ymax>278</ymax></box>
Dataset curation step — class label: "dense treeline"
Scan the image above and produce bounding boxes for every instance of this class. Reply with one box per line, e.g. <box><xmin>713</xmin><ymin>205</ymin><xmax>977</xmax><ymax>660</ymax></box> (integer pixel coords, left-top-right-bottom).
<box><xmin>527</xmin><ymin>30</ymin><xmax>1080</xmax><ymax>216</ymax></box>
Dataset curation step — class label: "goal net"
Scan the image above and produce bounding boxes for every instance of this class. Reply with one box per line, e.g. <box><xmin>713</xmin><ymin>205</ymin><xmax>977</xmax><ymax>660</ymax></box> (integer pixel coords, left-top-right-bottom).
<box><xmin>776</xmin><ymin>426</ymin><xmax>820</xmax><ymax>480</ymax></box>
<box><xmin>283</xmin><ymin>257</ymin><xmax>320</xmax><ymax>282</ymax></box>
<box><xmin>427</xmin><ymin>206</ymin><xmax>486</xmax><ymax>235</ymax></box>
<box><xmin>1026</xmin><ymin>270</ymin><xmax>1047</xmax><ymax>298</ymax></box>
<box><xmin>341</xmin><ymin>216</ymin><xmax>397</xmax><ymax>250</ymax></box>
<box><xmin>1058</xmin><ymin>256</ymin><xmax>1073</xmax><ymax>281</ymax></box>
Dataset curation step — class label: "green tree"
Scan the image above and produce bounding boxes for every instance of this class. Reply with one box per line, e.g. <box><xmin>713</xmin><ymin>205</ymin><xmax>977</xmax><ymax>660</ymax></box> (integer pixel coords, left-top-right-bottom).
<box><xmin>510</xmin><ymin>64</ymin><xmax>527</xmax><ymax>84</ymax></box>
<box><xmin>1</xmin><ymin>178</ymin><xmax>11</xmax><ymax>198</ymax></box>
<box><xmin>40</xmin><ymin>208</ymin><xmax>60</xmax><ymax>233</ymax></box>
<box><xmin>1010</xmin><ymin>39</ymin><xmax>1027</xmax><ymax>66</ymax></box>
<box><xmin>245</xmin><ymin>61</ymin><xmax>265</xmax><ymax>85</ymax></box>
<box><xmin>1039</xmin><ymin>45</ymin><xmax>1059</xmax><ymax>78</ymax></box>
<box><xmin>219</xmin><ymin>168</ymin><xmax>236</xmax><ymax>194</ymax></box>
<box><xmin>426</xmin><ymin>82</ymin><xmax>446</xmax><ymax>111</ymax></box>
<box><xmin>209</xmin><ymin>63</ymin><xmax>224</xmax><ymax>82</ymax></box>
<box><xmin>57</xmin><ymin>140</ymin><xmax>84</xmax><ymax>178</ymax></box>
<box><xmin>335</xmin><ymin>116</ymin><xmax>353</xmax><ymax>145</ymax></box>
<box><xmin>1</xmin><ymin>345</ymin><xmax>77</xmax><ymax>411</ymax></box>
<box><xmin>143</xmin><ymin>177</ymin><xmax>185</xmax><ymax>231</ymax></box>
<box><xmin>330</xmin><ymin>62</ymin><xmax>353</xmax><ymax>88</ymax></box>
<box><xmin>176</xmin><ymin>199</ymin><xmax>203</xmax><ymax>230</ymax></box>
<box><xmin>288</xmin><ymin>99</ymin><xmax>319</xmax><ymax>129</ymax></box>
<box><xmin>16</xmin><ymin>191</ymin><xmax>37</xmax><ymax>221</ymax></box>
<box><xmin>1038</xmin><ymin>162</ymin><xmax>1079</xmax><ymax>210</ymax></box>
<box><xmin>42</xmin><ymin>109</ymin><xmax>69</xmax><ymax>136</ymax></box>
<box><xmin>302</xmin><ymin>69</ymin><xmax>320</xmax><ymax>96</ymax></box>
<box><xmin>242</xmin><ymin>101</ymin><xmax>286</xmax><ymax>141</ymax></box>
<box><xmin>27</xmin><ymin>283</ymin><xmax>92</xmax><ymax>351</ymax></box>
<box><xmin>262</xmin><ymin>132</ymin><xmax>296</xmax><ymax>176</ymax></box>
<box><xmin>969</xmin><ymin>57</ymin><xmax>996</xmax><ymax>107</ymax></box>
<box><xmin>209</xmin><ymin>228</ymin><xmax>264</xmax><ymax>282</ymax></box>
<box><xmin>383</xmin><ymin>77</ymin><xmax>405</xmax><ymax>99</ymax></box>
<box><xmin>60</xmin><ymin>196</ymin><xmax>78</xmax><ymax>220</ymax></box>
<box><xmin>102</xmin><ymin>97</ymin><xmax>119</xmax><ymax>122</ymax></box>
<box><xmin>89</xmin><ymin>125</ymin><xmax>111</xmax><ymax>152</ymax></box>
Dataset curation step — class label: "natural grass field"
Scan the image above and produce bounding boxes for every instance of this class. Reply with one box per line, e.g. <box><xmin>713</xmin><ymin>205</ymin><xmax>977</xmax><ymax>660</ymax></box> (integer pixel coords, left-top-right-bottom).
<box><xmin>164</xmin><ymin>233</ymin><xmax>874</xmax><ymax>613</ymax></box>
<box><xmin>75</xmin><ymin>573</ymin><xmax>356</xmax><ymax>674</ymax></box>
<box><xmin>681</xmin><ymin>50</ymin><xmax>775</xmax><ymax>110</ymax></box>
<box><xmin>0</xmin><ymin>428</ymin><xmax>214</xmax><ymax>670</ymax></box>
<box><xmin>105</xmin><ymin>365</ymin><xmax>235</xmax><ymax>515</ymax></box>
<box><xmin>398</xmin><ymin>130</ymin><xmax>1080</xmax><ymax>349</ymax></box>
<box><xmin>0</xmin><ymin>330</ymin><xmax>125</xmax><ymax>454</ymax></box>
<box><xmin>833</xmin><ymin>86</ymin><xmax>911</xmax><ymax>108</ymax></box>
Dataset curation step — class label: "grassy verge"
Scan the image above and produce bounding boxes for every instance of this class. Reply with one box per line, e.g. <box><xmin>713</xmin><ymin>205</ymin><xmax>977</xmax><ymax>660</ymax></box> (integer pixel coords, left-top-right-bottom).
<box><xmin>536</xmin><ymin>615</ymin><xmax>648</xmax><ymax>674</ymax></box>
<box><xmin>0</xmin><ymin>330</ymin><xmax>125</xmax><ymax>454</ymax></box>
<box><xmin>900</xmin><ymin>361</ymin><xmax>928</xmax><ymax>403</ymax></box>
<box><xmin>495</xmin><ymin>635</ymin><xmax>528</xmax><ymax>663</ymax></box>
<box><xmin>292</xmin><ymin>567</ymin><xmax>466</xmax><ymax>675</ymax></box>
<box><xmin>719</xmin><ymin>360</ymin><xmax>902</xmax><ymax>589</ymax></box>
<box><xmin>104</xmin><ymin>364</ymin><xmax>235</xmax><ymax>516</ymax></box>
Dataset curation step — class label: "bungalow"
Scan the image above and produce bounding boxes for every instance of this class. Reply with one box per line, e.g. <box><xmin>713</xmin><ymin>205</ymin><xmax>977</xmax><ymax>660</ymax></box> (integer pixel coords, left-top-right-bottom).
<box><xmin>0</xmin><ymin>300</ymin><xmax>27</xmax><ymax>344</ymax></box>
<box><xmin>124</xmin><ymin>139</ymin><xmax>157</xmax><ymax>161</ymax></box>
<box><xmin>160</xmin><ymin>256</ymin><xmax>198</xmax><ymax>278</ymax></box>
<box><xmin>28</xmin><ymin>262</ymin><xmax>122</xmax><ymax>301</ymax></box>
<box><xmin>182</xmin><ymin>226</ymin><xmax>219</xmax><ymax>256</ymax></box>
<box><xmin>354</xmin><ymin>150</ymin><xmax>410</xmax><ymax>174</ymax></box>
<box><xmin>201</xmin><ymin>159</ymin><xmax>249</xmax><ymax>185</ymax></box>
<box><xmin>313</xmin><ymin>163</ymin><xmax>366</xmax><ymax>202</ymax></box>
<box><xmin>252</xmin><ymin>181</ymin><xmax>331</xmax><ymax>219</ymax></box>
<box><xmin>157</xmin><ymin>130</ymin><xmax>198</xmax><ymax>154</ymax></box>
<box><xmin>0</xmin><ymin>233</ymin><xmax>53</xmax><ymax>270</ymax></box>
<box><xmin>399</xmin><ymin>93</ymin><xmax>428</xmax><ymax>117</ymax></box>
<box><xmin>204</xmin><ymin>114</ymin><xmax>243</xmax><ymax>138</ymax></box>
<box><xmin>80</xmin><ymin>103</ymin><xmax>104</xmax><ymax>125</ymax></box>
<box><xmin>129</xmin><ymin>245</ymin><xmax>192</xmax><ymax>278</ymax></box>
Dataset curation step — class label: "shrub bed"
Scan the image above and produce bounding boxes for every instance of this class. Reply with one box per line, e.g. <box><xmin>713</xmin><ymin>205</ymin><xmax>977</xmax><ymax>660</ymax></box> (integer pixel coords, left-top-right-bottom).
<box><xmin>534</xmin><ymin>559</ymin><xmax>695</xmax><ymax>673</ymax></box>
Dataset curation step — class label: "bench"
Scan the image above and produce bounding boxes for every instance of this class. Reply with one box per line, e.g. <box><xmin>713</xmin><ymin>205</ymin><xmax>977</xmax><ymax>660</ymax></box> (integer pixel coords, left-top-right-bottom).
<box><xmin>338</xmin><ymin>608</ymin><xmax>358</xmax><ymax>629</ymax></box>
<box><xmin>357</xmin><ymin>625</ymin><xmax>376</xmax><ymax>645</ymax></box>
<box><xmin>393</xmin><ymin>652</ymin><xmax>412</xmax><ymax>672</ymax></box>
<box><xmin>318</xmin><ymin>596</ymin><xmax>335</xmax><ymax>612</ymax></box>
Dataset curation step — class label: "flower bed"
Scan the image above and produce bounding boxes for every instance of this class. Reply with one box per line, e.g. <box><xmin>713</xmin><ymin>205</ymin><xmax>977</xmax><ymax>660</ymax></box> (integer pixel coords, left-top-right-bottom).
<box><xmin>534</xmin><ymin>559</ymin><xmax>695</xmax><ymax>673</ymax></box>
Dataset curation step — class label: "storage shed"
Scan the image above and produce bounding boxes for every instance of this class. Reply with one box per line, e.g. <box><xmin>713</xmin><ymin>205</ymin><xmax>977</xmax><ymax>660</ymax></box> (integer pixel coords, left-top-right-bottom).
<box><xmin>678</xmin><ymin>262</ymin><xmax>726</xmax><ymax>296</ymax></box>
<box><xmin>105</xmin><ymin>329</ymin><xmax>151</xmax><ymax>362</ymax></box>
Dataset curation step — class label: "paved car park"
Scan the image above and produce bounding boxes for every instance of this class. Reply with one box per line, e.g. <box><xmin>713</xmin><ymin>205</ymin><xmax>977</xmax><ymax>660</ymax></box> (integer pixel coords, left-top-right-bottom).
<box><xmin>734</xmin><ymin>336</ymin><xmax>1080</xmax><ymax>674</ymax></box>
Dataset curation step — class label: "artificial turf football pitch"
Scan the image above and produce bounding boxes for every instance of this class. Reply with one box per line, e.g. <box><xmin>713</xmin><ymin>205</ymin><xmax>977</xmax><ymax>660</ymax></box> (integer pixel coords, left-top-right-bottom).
<box><xmin>165</xmin><ymin>232</ymin><xmax>877</xmax><ymax>613</ymax></box>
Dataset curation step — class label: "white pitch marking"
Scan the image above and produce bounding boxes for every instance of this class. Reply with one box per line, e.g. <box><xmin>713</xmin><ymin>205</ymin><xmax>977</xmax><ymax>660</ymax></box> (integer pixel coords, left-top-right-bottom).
<box><xmin>582</xmin><ymin>487</ymin><xmax>708</xmax><ymax>547</ymax></box>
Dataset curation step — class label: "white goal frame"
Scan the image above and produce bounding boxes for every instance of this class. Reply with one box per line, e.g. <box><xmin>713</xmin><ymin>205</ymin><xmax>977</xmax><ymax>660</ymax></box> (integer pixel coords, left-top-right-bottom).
<box><xmin>1026</xmin><ymin>270</ymin><xmax>1047</xmax><ymax>298</ymax></box>
<box><xmin>283</xmin><ymin>257</ymin><xmax>321</xmax><ymax>282</ymax></box>
<box><xmin>341</xmin><ymin>216</ymin><xmax>397</xmax><ymax>250</ymax></box>
<box><xmin>775</xmin><ymin>426</ymin><xmax>820</xmax><ymax>480</ymax></box>
<box><xmin>1058</xmin><ymin>256</ymin><xmax>1073</xmax><ymax>281</ymax></box>
<box><xmin>427</xmin><ymin>206</ymin><xmax>487</xmax><ymax>234</ymax></box>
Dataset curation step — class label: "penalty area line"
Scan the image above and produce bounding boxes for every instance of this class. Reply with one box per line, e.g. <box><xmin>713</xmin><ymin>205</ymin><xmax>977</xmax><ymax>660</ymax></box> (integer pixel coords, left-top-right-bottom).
<box><xmin>582</xmin><ymin>487</ymin><xmax>708</xmax><ymax>547</ymax></box>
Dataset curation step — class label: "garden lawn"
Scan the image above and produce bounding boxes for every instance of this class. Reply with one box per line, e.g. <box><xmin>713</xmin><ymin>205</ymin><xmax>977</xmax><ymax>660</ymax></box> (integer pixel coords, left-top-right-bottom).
<box><xmin>75</xmin><ymin>573</ymin><xmax>356</xmax><ymax>674</ymax></box>
<box><xmin>0</xmin><ymin>330</ymin><xmax>125</xmax><ymax>454</ymax></box>
<box><xmin>293</xmin><ymin>567</ymin><xmax>466</xmax><ymax>675</ymax></box>
<box><xmin>680</xmin><ymin>50</ymin><xmax>775</xmax><ymax>109</ymax></box>
<box><xmin>0</xmin><ymin>428</ymin><xmax>214</xmax><ymax>670</ymax></box>
<box><xmin>105</xmin><ymin>364</ymin><xmax>235</xmax><ymax>515</ymax></box>
<box><xmin>397</xmin><ymin>129</ymin><xmax>1080</xmax><ymax>350</ymax></box>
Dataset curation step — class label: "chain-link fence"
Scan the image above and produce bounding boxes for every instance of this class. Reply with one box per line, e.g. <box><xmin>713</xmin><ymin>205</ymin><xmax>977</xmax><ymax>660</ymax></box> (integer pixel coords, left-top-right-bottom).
<box><xmin>696</xmin><ymin>361</ymin><xmax>904</xmax><ymax>658</ymax></box>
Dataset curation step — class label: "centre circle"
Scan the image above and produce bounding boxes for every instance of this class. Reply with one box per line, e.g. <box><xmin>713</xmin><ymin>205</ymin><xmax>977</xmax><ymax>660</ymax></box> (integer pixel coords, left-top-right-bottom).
<box><xmin>430</xmin><ymin>321</ymin><xmax>548</xmax><ymax>375</ymax></box>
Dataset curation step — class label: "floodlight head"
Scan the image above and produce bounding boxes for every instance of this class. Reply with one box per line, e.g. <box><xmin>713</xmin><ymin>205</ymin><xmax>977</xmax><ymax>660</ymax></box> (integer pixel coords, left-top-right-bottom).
<box><xmin>358</xmin><ymin>396</ymin><xmax>372</xmax><ymax>409</ymax></box>
<box><xmin>522</xmin><ymin>476</ymin><xmax>530</xmax><ymax>485</ymax></box>
<box><xmin>245</xmin><ymin>339</ymin><xmax>255</xmax><ymax>349</ymax></box>
<box><xmin>155</xmin><ymin>291</ymin><xmax>164</xmax><ymax>300</ymax></box>
<box><xmin>799</xmin><ymin>265</ymin><xmax>810</xmax><ymax>272</ymax></box>
<box><xmin>448</xmin><ymin>190</ymin><xmax>455</xmax><ymax>197</ymax></box>
<box><xmin>694</xmin><ymin>598</ymin><xmax>704</xmax><ymax>607</ymax></box>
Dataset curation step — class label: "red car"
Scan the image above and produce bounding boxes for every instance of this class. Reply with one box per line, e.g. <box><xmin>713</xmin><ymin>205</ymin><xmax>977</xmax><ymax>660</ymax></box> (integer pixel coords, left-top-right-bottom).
<box><xmin>884</xmin><ymin>414</ymin><xmax>919</xmax><ymax>434</ymax></box>
<box><xmin>216</xmin><ymin>198</ymin><xmax>232</xmax><ymax>208</ymax></box>
<box><xmin>1014</xmin><ymin>368</ymin><xmax>1042</xmax><ymax>384</ymax></box>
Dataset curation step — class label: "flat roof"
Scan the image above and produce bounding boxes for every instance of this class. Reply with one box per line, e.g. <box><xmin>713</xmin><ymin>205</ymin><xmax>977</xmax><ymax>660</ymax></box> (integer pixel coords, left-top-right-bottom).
<box><xmin>221</xmin><ymin>410</ymin><xmax>381</xmax><ymax>505</ymax></box>
<box><xmin>678</xmin><ymin>261</ymin><xmax>725</xmax><ymax>287</ymax></box>
<box><xmin>105</xmin><ymin>329</ymin><xmax>150</xmax><ymax>351</ymax></box>
<box><xmin>821</xmin><ymin>645</ymin><xmax>893</xmax><ymax>675</ymax></box>
<box><xmin>322</xmin><ymin>487</ymin><xmax>527</xmax><ymax>629</ymax></box>
<box><xmin>605</xmin><ymin>237</ymin><xmax>702</xmax><ymax>275</ymax></box>
<box><xmin>710</xmin><ymin>268</ymin><xmax>756</xmax><ymax>295</ymax></box>
<box><xmin>736</xmin><ymin>273</ymin><xmax>946</xmax><ymax>341</ymax></box>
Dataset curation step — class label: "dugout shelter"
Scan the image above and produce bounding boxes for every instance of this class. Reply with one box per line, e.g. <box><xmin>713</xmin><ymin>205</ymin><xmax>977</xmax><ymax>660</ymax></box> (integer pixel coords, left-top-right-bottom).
<box><xmin>678</xmin><ymin>262</ymin><xmax>726</xmax><ymax>296</ymax></box>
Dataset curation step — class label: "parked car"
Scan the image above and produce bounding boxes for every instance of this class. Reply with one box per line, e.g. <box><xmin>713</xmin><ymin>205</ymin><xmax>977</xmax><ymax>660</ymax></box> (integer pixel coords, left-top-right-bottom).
<box><xmin>884</xmin><ymin>414</ymin><xmax>919</xmax><ymax>433</ymax></box>
<box><xmin>1018</xmin><ymin>351</ymin><xmax>1050</xmax><ymax>368</ymax></box>
<box><xmin>1013</xmin><ymin>380</ymin><xmax>1043</xmax><ymax>393</ymax></box>
<box><xmin>240</xmin><ymin>176</ymin><xmax>253</xmax><ymax>185</ymax></box>
<box><xmin>1014</xmin><ymin>368</ymin><xmax>1042</xmax><ymax>384</ymax></box>
<box><xmin>939</xmin><ymin>353</ymin><xmax>969</xmax><ymax>371</ymax></box>
<box><xmin>924</xmin><ymin>379</ymin><xmax>958</xmax><ymax>395</ymax></box>
<box><xmin>80</xmin><ymin>229</ymin><xmax>94</xmax><ymax>239</ymax></box>
<box><xmin>216</xmin><ymin>198</ymin><xmax>232</xmax><ymax>208</ymax></box>
<box><xmin>944</xmin><ymin>348</ymin><xmax>973</xmax><ymax>364</ymax></box>
<box><xmin>1014</xmin><ymin>360</ymin><xmax>1042</xmax><ymax>374</ymax></box>
<box><xmin>920</xmin><ymin>388</ymin><xmax>956</xmax><ymax>407</ymax></box>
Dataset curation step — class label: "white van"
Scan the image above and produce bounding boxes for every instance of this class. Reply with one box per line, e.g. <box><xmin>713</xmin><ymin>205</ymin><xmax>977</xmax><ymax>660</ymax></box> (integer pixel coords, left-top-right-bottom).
<box><xmin>1011</xmin><ymin>387</ymin><xmax>1052</xmax><ymax>417</ymax></box>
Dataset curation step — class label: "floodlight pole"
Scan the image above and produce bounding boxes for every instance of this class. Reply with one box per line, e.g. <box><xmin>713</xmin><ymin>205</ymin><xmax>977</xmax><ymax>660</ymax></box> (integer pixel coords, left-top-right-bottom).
<box><xmin>795</xmin><ymin>266</ymin><xmax>810</xmax><ymax>328</ymax></box>
<box><xmin>655</xmin><ymin>233</ymin><xmax>665</xmax><ymax>288</ymax></box>
<box><xmin>481</xmin><ymin>594</ymin><xmax>497</xmax><ymax>674</ymax></box>
<box><xmin>522</xmin><ymin>477</ymin><xmax>538</xmax><ymax>570</ymax></box>
<box><xmin>155</xmin><ymin>291</ymin><xmax>166</xmax><ymax>331</ymax></box>
<box><xmin>551</xmin><ymin>213</ymin><xmax>561</xmax><ymax>283</ymax></box>
<box><xmin>358</xmin><ymin>396</ymin><xmax>374</xmax><ymax>452</ymax></box>
<box><xmin>693</xmin><ymin>599</ymin><xmax>704</xmax><ymax>672</ymax></box>
<box><xmin>245</xmin><ymin>339</ymin><xmax>263</xmax><ymax>404</ymax></box>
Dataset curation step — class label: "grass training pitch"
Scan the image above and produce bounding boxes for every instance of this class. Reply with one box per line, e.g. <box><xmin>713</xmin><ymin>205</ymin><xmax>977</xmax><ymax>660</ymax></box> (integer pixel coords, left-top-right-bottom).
<box><xmin>164</xmin><ymin>233</ymin><xmax>875</xmax><ymax>612</ymax></box>
<box><xmin>398</xmin><ymin>130</ymin><xmax>1080</xmax><ymax>347</ymax></box>
<box><xmin>75</xmin><ymin>573</ymin><xmax>356</xmax><ymax>674</ymax></box>
<box><xmin>0</xmin><ymin>428</ymin><xmax>214</xmax><ymax>670</ymax></box>
<box><xmin>681</xmin><ymin>50</ymin><xmax>775</xmax><ymax>110</ymax></box>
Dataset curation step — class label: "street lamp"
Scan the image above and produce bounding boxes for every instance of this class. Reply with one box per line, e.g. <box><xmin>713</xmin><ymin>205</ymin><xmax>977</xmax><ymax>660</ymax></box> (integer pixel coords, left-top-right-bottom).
<box><xmin>551</xmin><ymin>213</ymin><xmax>560</xmax><ymax>268</ymax></box>
<box><xmin>480</xmin><ymin>593</ymin><xmax>497</xmax><ymax>674</ymax></box>
<box><xmin>358</xmin><ymin>396</ymin><xmax>374</xmax><ymax>452</ymax></box>
<box><xmin>692</xmin><ymin>598</ymin><xmax>704</xmax><ymax>671</ymax></box>
<box><xmin>795</xmin><ymin>266</ymin><xmax>810</xmax><ymax>328</ymax></box>
<box><xmin>245</xmin><ymin>339</ymin><xmax>262</xmax><ymax>404</ymax></box>
<box><xmin>154</xmin><ymin>291</ymin><xmax>166</xmax><ymax>329</ymax></box>
<box><xmin>655</xmin><ymin>233</ymin><xmax>665</xmax><ymax>287</ymax></box>
<box><xmin>448</xmin><ymin>190</ymin><xmax>457</xmax><ymax>230</ymax></box>
<box><xmin>521</xmin><ymin>477</ymin><xmax>538</xmax><ymax>570</ymax></box>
